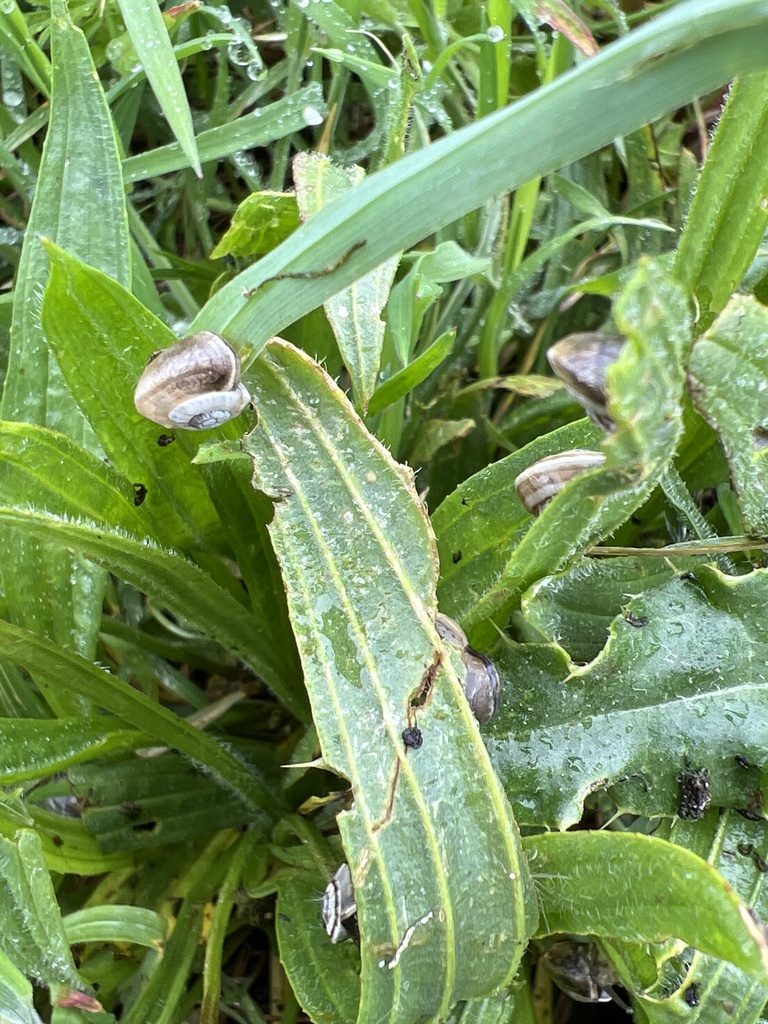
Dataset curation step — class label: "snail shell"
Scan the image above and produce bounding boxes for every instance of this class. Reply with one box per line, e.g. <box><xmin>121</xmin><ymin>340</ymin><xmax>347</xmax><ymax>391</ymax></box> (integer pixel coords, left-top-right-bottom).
<box><xmin>547</xmin><ymin>333</ymin><xmax>625</xmax><ymax>431</ymax></box>
<box><xmin>540</xmin><ymin>941</ymin><xmax>620</xmax><ymax>1004</ymax></box>
<box><xmin>134</xmin><ymin>331</ymin><xmax>251</xmax><ymax>430</ymax></box>
<box><xmin>322</xmin><ymin>862</ymin><xmax>358</xmax><ymax>943</ymax></box>
<box><xmin>515</xmin><ymin>449</ymin><xmax>606</xmax><ymax>516</ymax></box>
<box><xmin>435</xmin><ymin>612</ymin><xmax>501</xmax><ymax>724</ymax></box>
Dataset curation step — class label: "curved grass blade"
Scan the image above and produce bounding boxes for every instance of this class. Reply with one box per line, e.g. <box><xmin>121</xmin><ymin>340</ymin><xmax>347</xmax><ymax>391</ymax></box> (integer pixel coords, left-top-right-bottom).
<box><xmin>0</xmin><ymin>619</ymin><xmax>278</xmax><ymax>817</ymax></box>
<box><xmin>192</xmin><ymin>0</ymin><xmax>768</xmax><ymax>358</ymax></box>
<box><xmin>0</xmin><ymin>506</ymin><xmax>308</xmax><ymax>721</ymax></box>
<box><xmin>62</xmin><ymin>906</ymin><xmax>166</xmax><ymax>950</ymax></box>
<box><xmin>237</xmin><ymin>339</ymin><xmax>536</xmax><ymax>1023</ymax></box>
<box><xmin>116</xmin><ymin>0</ymin><xmax>201</xmax><ymax>176</ymax></box>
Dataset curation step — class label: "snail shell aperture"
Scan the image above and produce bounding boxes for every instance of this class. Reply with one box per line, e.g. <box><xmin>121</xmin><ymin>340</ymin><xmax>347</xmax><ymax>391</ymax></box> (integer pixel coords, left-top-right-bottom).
<box><xmin>515</xmin><ymin>449</ymin><xmax>607</xmax><ymax>517</ymax></box>
<box><xmin>435</xmin><ymin>612</ymin><xmax>501</xmax><ymax>724</ymax></box>
<box><xmin>134</xmin><ymin>331</ymin><xmax>251</xmax><ymax>430</ymax></box>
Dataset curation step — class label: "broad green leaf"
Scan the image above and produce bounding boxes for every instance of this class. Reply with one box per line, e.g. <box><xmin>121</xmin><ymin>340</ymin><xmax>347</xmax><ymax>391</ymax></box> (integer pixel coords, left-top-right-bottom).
<box><xmin>604</xmin><ymin>260</ymin><xmax>689</xmax><ymax>474</ymax></box>
<box><xmin>0</xmin><ymin>422</ymin><xmax>152</xmax><ymax>540</ymax></box>
<box><xmin>0</xmin><ymin>619</ymin><xmax>278</xmax><ymax>817</ymax></box>
<box><xmin>294</xmin><ymin>153</ymin><xmax>399</xmax><ymax>412</ymax></box>
<box><xmin>116</xmin><ymin>0</ymin><xmax>201</xmax><ymax>176</ymax></box>
<box><xmin>238</xmin><ymin>339</ymin><xmax>537</xmax><ymax>1022</ymax></box>
<box><xmin>0</xmin><ymin>0</ymin><xmax>130</xmax><ymax>697</ymax></box>
<box><xmin>0</xmin><ymin>505</ymin><xmax>308</xmax><ymax>720</ymax></box>
<box><xmin>0</xmin><ymin>830</ymin><xmax>84</xmax><ymax>988</ymax></box>
<box><xmin>40</xmin><ymin>242</ymin><xmax>226</xmax><ymax>553</ymax></box>
<box><xmin>19</xmin><ymin>807</ymin><xmax>133</xmax><ymax>876</ymax></box>
<box><xmin>433</xmin><ymin>418</ymin><xmax>600</xmax><ymax>644</ymax></box>
<box><xmin>367</xmin><ymin>330</ymin><xmax>455</xmax><ymax>416</ymax></box>
<box><xmin>0</xmin><ymin>949</ymin><xmax>44</xmax><ymax>1024</ymax></box>
<box><xmin>276</xmin><ymin>868</ymin><xmax>361</xmax><ymax>1024</ymax></box>
<box><xmin>121</xmin><ymin>84</ymin><xmax>328</xmax><ymax>183</ymax></box>
<box><xmin>524</xmin><ymin>831</ymin><xmax>768</xmax><ymax>978</ymax></box>
<box><xmin>192</xmin><ymin>0</ymin><xmax>768</xmax><ymax>357</ymax></box>
<box><xmin>486</xmin><ymin>570</ymin><xmax>768</xmax><ymax>828</ymax></box>
<box><xmin>0</xmin><ymin>717</ymin><xmax>143</xmax><ymax>783</ymax></box>
<box><xmin>688</xmin><ymin>295</ymin><xmax>768</xmax><ymax>533</ymax></box>
<box><xmin>621</xmin><ymin>811</ymin><xmax>768</xmax><ymax>1020</ymax></box>
<box><xmin>210</xmin><ymin>192</ymin><xmax>301</xmax><ymax>259</ymax></box>
<box><xmin>62</xmin><ymin>906</ymin><xmax>166</xmax><ymax>949</ymax></box>
<box><xmin>521</xmin><ymin>556</ymin><xmax>697</xmax><ymax>662</ymax></box>
<box><xmin>434</xmin><ymin>261</ymin><xmax>687</xmax><ymax>648</ymax></box>
<box><xmin>71</xmin><ymin>754</ymin><xmax>255</xmax><ymax>851</ymax></box>
<box><xmin>675</xmin><ymin>72</ymin><xmax>768</xmax><ymax>324</ymax></box>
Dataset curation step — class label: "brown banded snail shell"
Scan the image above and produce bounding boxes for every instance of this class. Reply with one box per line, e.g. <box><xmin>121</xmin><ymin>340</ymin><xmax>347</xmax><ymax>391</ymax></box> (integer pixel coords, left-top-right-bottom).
<box><xmin>435</xmin><ymin>612</ymin><xmax>501</xmax><ymax>724</ymax></box>
<box><xmin>547</xmin><ymin>333</ymin><xmax>625</xmax><ymax>431</ymax></box>
<box><xmin>515</xmin><ymin>449</ymin><xmax>607</xmax><ymax>517</ymax></box>
<box><xmin>322</xmin><ymin>862</ymin><xmax>358</xmax><ymax>943</ymax></box>
<box><xmin>134</xmin><ymin>331</ymin><xmax>251</xmax><ymax>430</ymax></box>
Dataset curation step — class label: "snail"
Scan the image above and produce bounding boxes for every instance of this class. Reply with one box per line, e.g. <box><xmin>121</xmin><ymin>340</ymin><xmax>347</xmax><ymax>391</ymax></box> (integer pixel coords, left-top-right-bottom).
<box><xmin>134</xmin><ymin>331</ymin><xmax>251</xmax><ymax>430</ymax></box>
<box><xmin>322</xmin><ymin>862</ymin><xmax>358</xmax><ymax>943</ymax></box>
<box><xmin>435</xmin><ymin>612</ymin><xmax>501</xmax><ymax>724</ymax></box>
<box><xmin>514</xmin><ymin>449</ymin><xmax>606</xmax><ymax>517</ymax></box>
<box><xmin>546</xmin><ymin>333</ymin><xmax>625</xmax><ymax>431</ymax></box>
<box><xmin>539</xmin><ymin>940</ymin><xmax>624</xmax><ymax>1005</ymax></box>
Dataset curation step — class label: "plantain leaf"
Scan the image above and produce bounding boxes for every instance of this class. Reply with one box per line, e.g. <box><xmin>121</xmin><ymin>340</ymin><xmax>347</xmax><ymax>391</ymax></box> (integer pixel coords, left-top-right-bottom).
<box><xmin>688</xmin><ymin>295</ymin><xmax>768</xmax><ymax>533</ymax></box>
<box><xmin>0</xmin><ymin>830</ymin><xmax>85</xmax><ymax>989</ymax></box>
<box><xmin>235</xmin><ymin>339</ymin><xmax>537</xmax><ymax>1023</ymax></box>
<box><xmin>0</xmin><ymin>717</ymin><xmax>143</xmax><ymax>784</ymax></box>
<box><xmin>0</xmin><ymin>948</ymin><xmax>45</xmax><ymax>1024</ymax></box>
<box><xmin>525</xmin><ymin>830</ymin><xmax>768</xmax><ymax>979</ymax></box>
<box><xmin>0</xmin><ymin>0</ymin><xmax>130</xmax><ymax>708</ymax></box>
<box><xmin>293</xmin><ymin>153</ymin><xmax>399</xmax><ymax>412</ymax></box>
<box><xmin>674</xmin><ymin>72</ymin><xmax>768</xmax><ymax>324</ymax></box>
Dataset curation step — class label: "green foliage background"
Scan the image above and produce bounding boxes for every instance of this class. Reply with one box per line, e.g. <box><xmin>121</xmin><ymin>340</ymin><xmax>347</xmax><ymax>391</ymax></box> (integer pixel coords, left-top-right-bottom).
<box><xmin>1</xmin><ymin>0</ymin><xmax>768</xmax><ymax>1022</ymax></box>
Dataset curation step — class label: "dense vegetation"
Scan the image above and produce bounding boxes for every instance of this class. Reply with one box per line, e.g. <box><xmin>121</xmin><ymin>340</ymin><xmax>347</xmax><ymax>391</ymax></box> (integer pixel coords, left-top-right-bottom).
<box><xmin>2</xmin><ymin>0</ymin><xmax>768</xmax><ymax>1021</ymax></box>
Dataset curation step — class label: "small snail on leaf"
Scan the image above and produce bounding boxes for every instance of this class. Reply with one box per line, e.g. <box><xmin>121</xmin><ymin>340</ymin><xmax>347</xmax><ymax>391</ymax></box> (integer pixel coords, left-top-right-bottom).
<box><xmin>322</xmin><ymin>863</ymin><xmax>358</xmax><ymax>943</ymax></box>
<box><xmin>546</xmin><ymin>333</ymin><xmax>625</xmax><ymax>431</ymax></box>
<box><xmin>435</xmin><ymin>612</ymin><xmax>501</xmax><ymax>724</ymax></box>
<box><xmin>514</xmin><ymin>449</ymin><xmax>606</xmax><ymax>517</ymax></box>
<box><xmin>134</xmin><ymin>331</ymin><xmax>251</xmax><ymax>430</ymax></box>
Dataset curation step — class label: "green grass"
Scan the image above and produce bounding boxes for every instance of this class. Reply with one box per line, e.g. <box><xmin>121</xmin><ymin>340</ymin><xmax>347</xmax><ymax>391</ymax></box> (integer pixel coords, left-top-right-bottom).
<box><xmin>1</xmin><ymin>0</ymin><xmax>768</xmax><ymax>1021</ymax></box>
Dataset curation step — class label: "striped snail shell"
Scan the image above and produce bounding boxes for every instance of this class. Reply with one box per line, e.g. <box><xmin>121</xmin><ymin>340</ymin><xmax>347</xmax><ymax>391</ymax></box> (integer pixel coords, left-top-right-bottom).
<box><xmin>134</xmin><ymin>331</ymin><xmax>251</xmax><ymax>430</ymax></box>
<box><xmin>547</xmin><ymin>333</ymin><xmax>625</xmax><ymax>431</ymax></box>
<box><xmin>515</xmin><ymin>449</ymin><xmax>607</xmax><ymax>517</ymax></box>
<box><xmin>322</xmin><ymin>863</ymin><xmax>358</xmax><ymax>943</ymax></box>
<box><xmin>435</xmin><ymin>612</ymin><xmax>501</xmax><ymax>724</ymax></box>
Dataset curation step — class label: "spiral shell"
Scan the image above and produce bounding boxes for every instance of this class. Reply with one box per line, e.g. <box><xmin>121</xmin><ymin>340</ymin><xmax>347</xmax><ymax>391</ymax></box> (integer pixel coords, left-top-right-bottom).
<box><xmin>134</xmin><ymin>331</ymin><xmax>251</xmax><ymax>430</ymax></box>
<box><xmin>435</xmin><ymin>612</ymin><xmax>501</xmax><ymax>724</ymax></box>
<box><xmin>547</xmin><ymin>333</ymin><xmax>624</xmax><ymax>430</ymax></box>
<box><xmin>322</xmin><ymin>863</ymin><xmax>357</xmax><ymax>943</ymax></box>
<box><xmin>514</xmin><ymin>449</ymin><xmax>607</xmax><ymax>516</ymax></box>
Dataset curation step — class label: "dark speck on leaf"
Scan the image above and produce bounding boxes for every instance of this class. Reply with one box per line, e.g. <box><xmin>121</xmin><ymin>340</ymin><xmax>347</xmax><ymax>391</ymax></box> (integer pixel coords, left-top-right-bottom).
<box><xmin>461</xmin><ymin>497</ymin><xmax>469</xmax><ymax>506</ymax></box>
<box><xmin>736</xmin><ymin>754</ymin><xmax>751</xmax><ymax>769</ymax></box>
<box><xmin>625</xmin><ymin>612</ymin><xmax>649</xmax><ymax>628</ymax></box>
<box><xmin>677</xmin><ymin>766</ymin><xmax>711</xmax><ymax>820</ymax></box>
<box><xmin>133</xmin><ymin>483</ymin><xmax>148</xmax><ymax>506</ymax></box>
<box><xmin>684</xmin><ymin>983</ymin><xmax>699</xmax><ymax>1007</ymax></box>
<box><xmin>157</xmin><ymin>433</ymin><xmax>176</xmax><ymax>447</ymax></box>
<box><xmin>452</xmin><ymin>551</ymin><xmax>462</xmax><ymax>564</ymax></box>
<box><xmin>402</xmin><ymin>727</ymin><xmax>423</xmax><ymax>750</ymax></box>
